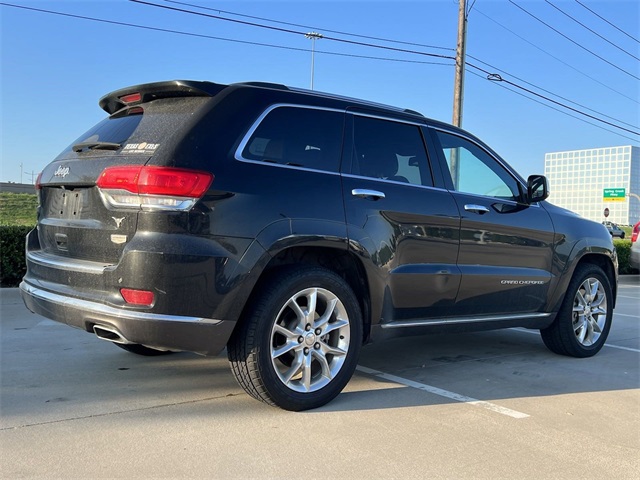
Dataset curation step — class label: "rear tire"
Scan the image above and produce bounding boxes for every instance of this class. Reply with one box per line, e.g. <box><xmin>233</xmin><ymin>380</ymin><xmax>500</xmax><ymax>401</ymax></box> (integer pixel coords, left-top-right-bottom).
<box><xmin>540</xmin><ymin>264</ymin><xmax>613</xmax><ymax>358</ymax></box>
<box><xmin>115</xmin><ymin>343</ymin><xmax>175</xmax><ymax>356</ymax></box>
<box><xmin>227</xmin><ymin>266</ymin><xmax>362</xmax><ymax>411</ymax></box>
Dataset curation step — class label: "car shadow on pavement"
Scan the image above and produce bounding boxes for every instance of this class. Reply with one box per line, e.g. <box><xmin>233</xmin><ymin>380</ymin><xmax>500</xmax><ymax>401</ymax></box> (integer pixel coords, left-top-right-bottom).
<box><xmin>313</xmin><ymin>328</ymin><xmax>639</xmax><ymax>413</ymax></box>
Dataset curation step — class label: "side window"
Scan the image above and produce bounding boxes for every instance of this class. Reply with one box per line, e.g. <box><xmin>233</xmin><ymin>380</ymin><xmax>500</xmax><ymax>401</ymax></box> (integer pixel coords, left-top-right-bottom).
<box><xmin>351</xmin><ymin>115</ymin><xmax>433</xmax><ymax>187</ymax></box>
<box><xmin>434</xmin><ymin>131</ymin><xmax>520</xmax><ymax>200</ymax></box>
<box><xmin>241</xmin><ymin>106</ymin><xmax>344</xmax><ymax>173</ymax></box>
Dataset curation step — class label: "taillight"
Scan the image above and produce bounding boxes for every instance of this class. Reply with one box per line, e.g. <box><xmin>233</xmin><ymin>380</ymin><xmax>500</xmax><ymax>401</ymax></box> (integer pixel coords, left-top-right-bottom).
<box><xmin>120</xmin><ymin>288</ymin><xmax>154</xmax><ymax>306</ymax></box>
<box><xmin>96</xmin><ymin>166</ymin><xmax>213</xmax><ymax>211</ymax></box>
<box><xmin>35</xmin><ymin>172</ymin><xmax>43</xmax><ymax>205</ymax></box>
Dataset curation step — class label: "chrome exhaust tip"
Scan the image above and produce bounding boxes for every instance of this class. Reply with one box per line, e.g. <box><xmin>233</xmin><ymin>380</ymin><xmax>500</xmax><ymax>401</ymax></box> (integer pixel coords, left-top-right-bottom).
<box><xmin>93</xmin><ymin>325</ymin><xmax>133</xmax><ymax>345</ymax></box>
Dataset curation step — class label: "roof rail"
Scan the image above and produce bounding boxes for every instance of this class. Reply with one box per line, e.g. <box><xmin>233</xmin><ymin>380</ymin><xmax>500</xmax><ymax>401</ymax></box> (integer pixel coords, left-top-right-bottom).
<box><xmin>236</xmin><ymin>81</ymin><xmax>290</xmax><ymax>91</ymax></box>
<box><xmin>288</xmin><ymin>86</ymin><xmax>425</xmax><ymax>117</ymax></box>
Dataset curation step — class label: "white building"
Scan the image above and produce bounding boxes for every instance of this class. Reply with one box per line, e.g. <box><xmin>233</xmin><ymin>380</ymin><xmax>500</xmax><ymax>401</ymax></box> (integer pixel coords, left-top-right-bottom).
<box><xmin>544</xmin><ymin>145</ymin><xmax>639</xmax><ymax>226</ymax></box>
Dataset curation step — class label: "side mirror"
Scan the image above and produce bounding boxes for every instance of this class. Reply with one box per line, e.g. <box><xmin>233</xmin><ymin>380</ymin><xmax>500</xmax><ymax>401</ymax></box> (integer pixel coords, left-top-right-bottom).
<box><xmin>527</xmin><ymin>175</ymin><xmax>549</xmax><ymax>203</ymax></box>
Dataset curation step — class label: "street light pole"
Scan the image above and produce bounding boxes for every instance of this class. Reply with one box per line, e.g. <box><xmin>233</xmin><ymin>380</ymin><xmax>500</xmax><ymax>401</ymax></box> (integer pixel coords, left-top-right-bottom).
<box><xmin>305</xmin><ymin>32</ymin><xmax>323</xmax><ymax>90</ymax></box>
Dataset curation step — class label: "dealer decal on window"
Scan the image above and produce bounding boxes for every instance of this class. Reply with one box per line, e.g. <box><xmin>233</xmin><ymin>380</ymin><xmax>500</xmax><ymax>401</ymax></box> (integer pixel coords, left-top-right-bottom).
<box><xmin>123</xmin><ymin>142</ymin><xmax>160</xmax><ymax>154</ymax></box>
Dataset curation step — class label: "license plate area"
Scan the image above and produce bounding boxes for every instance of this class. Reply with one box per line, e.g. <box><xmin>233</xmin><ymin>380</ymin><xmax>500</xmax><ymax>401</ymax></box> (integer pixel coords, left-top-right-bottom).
<box><xmin>47</xmin><ymin>188</ymin><xmax>85</xmax><ymax>220</ymax></box>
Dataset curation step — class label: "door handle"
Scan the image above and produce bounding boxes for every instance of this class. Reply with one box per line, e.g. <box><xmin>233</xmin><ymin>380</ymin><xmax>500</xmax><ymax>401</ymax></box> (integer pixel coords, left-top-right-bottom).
<box><xmin>464</xmin><ymin>204</ymin><xmax>490</xmax><ymax>215</ymax></box>
<box><xmin>352</xmin><ymin>189</ymin><xmax>386</xmax><ymax>200</ymax></box>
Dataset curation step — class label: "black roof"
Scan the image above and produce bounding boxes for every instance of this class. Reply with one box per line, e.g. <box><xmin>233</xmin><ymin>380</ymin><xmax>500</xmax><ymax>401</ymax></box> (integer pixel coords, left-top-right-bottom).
<box><xmin>99</xmin><ymin>79</ymin><xmax>428</xmax><ymax>119</ymax></box>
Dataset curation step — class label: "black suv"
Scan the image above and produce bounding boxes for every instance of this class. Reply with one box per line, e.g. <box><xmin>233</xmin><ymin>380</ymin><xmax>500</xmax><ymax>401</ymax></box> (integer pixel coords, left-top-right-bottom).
<box><xmin>21</xmin><ymin>80</ymin><xmax>618</xmax><ymax>411</ymax></box>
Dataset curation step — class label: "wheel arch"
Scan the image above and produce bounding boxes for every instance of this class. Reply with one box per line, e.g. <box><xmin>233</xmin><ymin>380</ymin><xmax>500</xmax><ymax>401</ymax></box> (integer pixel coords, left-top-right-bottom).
<box><xmin>232</xmin><ymin>245</ymin><xmax>372</xmax><ymax>345</ymax></box>
<box><xmin>574</xmin><ymin>253</ymin><xmax>617</xmax><ymax>308</ymax></box>
<box><xmin>548</xmin><ymin>246</ymin><xmax>618</xmax><ymax>313</ymax></box>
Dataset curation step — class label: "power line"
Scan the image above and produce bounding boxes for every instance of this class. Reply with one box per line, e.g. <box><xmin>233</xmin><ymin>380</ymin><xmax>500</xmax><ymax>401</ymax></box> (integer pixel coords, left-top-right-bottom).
<box><xmin>474</xmin><ymin>7</ymin><xmax>638</xmax><ymax>105</ymax></box>
<box><xmin>469</xmin><ymin>65</ymin><xmax>639</xmax><ymax>136</ymax></box>
<box><xmin>0</xmin><ymin>3</ymin><xmax>452</xmax><ymax>68</ymax></box>
<box><xmin>155</xmin><ymin>0</ymin><xmax>640</xmax><ymax>119</ymax></box>
<box><xmin>543</xmin><ymin>0</ymin><xmax>639</xmax><ymax>61</ymax></box>
<box><xmin>575</xmin><ymin>0</ymin><xmax>640</xmax><ymax>44</ymax></box>
<box><xmin>159</xmin><ymin>0</ymin><xmax>640</xmax><ymax>118</ymax></box>
<box><xmin>467</xmin><ymin>70</ymin><xmax>640</xmax><ymax>143</ymax></box>
<box><xmin>130</xmin><ymin>0</ymin><xmax>455</xmax><ymax>62</ymax></box>
<box><xmin>162</xmin><ymin>0</ymin><xmax>454</xmax><ymax>53</ymax></box>
<box><xmin>132</xmin><ymin>0</ymin><xmax>639</xmax><ymax>135</ymax></box>
<box><xmin>508</xmin><ymin>0</ymin><xmax>639</xmax><ymax>81</ymax></box>
<box><xmin>467</xmin><ymin>55</ymin><xmax>638</xmax><ymax>129</ymax></box>
<box><xmin>1</xmin><ymin>1</ymin><xmax>636</xmax><ymax>137</ymax></box>
<box><xmin>167</xmin><ymin>0</ymin><xmax>638</xmax><ymax>109</ymax></box>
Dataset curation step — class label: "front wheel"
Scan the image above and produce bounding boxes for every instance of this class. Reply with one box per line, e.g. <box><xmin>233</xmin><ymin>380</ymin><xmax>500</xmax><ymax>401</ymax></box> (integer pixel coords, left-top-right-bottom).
<box><xmin>540</xmin><ymin>264</ymin><xmax>613</xmax><ymax>358</ymax></box>
<box><xmin>227</xmin><ymin>266</ymin><xmax>362</xmax><ymax>411</ymax></box>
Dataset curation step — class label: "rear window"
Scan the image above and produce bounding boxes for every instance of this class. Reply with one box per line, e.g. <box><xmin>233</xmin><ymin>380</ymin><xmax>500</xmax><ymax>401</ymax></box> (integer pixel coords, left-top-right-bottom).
<box><xmin>240</xmin><ymin>106</ymin><xmax>344</xmax><ymax>173</ymax></box>
<box><xmin>63</xmin><ymin>109</ymin><xmax>143</xmax><ymax>153</ymax></box>
<box><xmin>57</xmin><ymin>97</ymin><xmax>209</xmax><ymax>158</ymax></box>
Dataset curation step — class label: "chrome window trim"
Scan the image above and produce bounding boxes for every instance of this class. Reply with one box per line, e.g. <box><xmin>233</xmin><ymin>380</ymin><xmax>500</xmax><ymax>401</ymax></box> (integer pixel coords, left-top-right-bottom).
<box><xmin>448</xmin><ymin>189</ymin><xmax>540</xmax><ymax>208</ymax></box>
<box><xmin>234</xmin><ymin>158</ymin><xmax>342</xmax><ymax>176</ymax></box>
<box><xmin>341</xmin><ymin>173</ymin><xmax>448</xmax><ymax>192</ymax></box>
<box><xmin>234</xmin><ymin>104</ymin><xmax>431</xmax><ymax>179</ymax></box>
<box><xmin>347</xmin><ymin>110</ymin><xmax>427</xmax><ymax>127</ymax></box>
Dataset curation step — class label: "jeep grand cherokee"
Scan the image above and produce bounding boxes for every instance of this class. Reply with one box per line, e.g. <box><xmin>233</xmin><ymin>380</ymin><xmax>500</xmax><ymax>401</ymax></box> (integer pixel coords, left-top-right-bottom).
<box><xmin>21</xmin><ymin>80</ymin><xmax>618</xmax><ymax>411</ymax></box>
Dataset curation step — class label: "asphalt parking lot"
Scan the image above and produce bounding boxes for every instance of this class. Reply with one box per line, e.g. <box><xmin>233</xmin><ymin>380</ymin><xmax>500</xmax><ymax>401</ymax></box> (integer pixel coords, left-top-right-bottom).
<box><xmin>1</xmin><ymin>277</ymin><xmax>638</xmax><ymax>479</ymax></box>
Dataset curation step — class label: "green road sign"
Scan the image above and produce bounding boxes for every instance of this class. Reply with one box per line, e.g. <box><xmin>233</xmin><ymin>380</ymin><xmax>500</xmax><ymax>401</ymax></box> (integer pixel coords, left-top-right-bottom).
<box><xmin>603</xmin><ymin>188</ymin><xmax>626</xmax><ymax>202</ymax></box>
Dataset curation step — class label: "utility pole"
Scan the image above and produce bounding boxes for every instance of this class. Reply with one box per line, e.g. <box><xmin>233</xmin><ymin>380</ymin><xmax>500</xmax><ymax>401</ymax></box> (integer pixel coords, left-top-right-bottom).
<box><xmin>452</xmin><ymin>0</ymin><xmax>468</xmax><ymax>128</ymax></box>
<box><xmin>450</xmin><ymin>0</ymin><xmax>469</xmax><ymax>188</ymax></box>
<box><xmin>305</xmin><ymin>32</ymin><xmax>323</xmax><ymax>90</ymax></box>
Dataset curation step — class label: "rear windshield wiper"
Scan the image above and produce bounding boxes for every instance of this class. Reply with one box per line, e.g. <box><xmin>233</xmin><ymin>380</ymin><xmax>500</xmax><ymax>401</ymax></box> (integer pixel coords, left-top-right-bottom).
<box><xmin>72</xmin><ymin>141</ymin><xmax>121</xmax><ymax>152</ymax></box>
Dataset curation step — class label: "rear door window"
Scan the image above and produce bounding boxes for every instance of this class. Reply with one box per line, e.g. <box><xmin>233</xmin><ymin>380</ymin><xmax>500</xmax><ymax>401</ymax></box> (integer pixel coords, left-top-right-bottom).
<box><xmin>350</xmin><ymin>115</ymin><xmax>433</xmax><ymax>187</ymax></box>
<box><xmin>240</xmin><ymin>106</ymin><xmax>344</xmax><ymax>173</ymax></box>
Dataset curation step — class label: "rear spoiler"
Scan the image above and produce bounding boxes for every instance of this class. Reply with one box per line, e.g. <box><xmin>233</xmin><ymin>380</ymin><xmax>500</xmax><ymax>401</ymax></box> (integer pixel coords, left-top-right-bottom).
<box><xmin>98</xmin><ymin>80</ymin><xmax>228</xmax><ymax>115</ymax></box>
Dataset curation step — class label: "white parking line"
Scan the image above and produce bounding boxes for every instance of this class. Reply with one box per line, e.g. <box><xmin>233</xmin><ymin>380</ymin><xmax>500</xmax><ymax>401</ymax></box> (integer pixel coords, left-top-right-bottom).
<box><xmin>511</xmin><ymin>327</ymin><xmax>640</xmax><ymax>353</ymax></box>
<box><xmin>356</xmin><ymin>365</ymin><xmax>530</xmax><ymax>419</ymax></box>
<box><xmin>604</xmin><ymin>344</ymin><xmax>640</xmax><ymax>352</ymax></box>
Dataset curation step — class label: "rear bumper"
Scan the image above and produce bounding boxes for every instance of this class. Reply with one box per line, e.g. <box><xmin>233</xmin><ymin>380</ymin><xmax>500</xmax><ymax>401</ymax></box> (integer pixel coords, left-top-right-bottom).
<box><xmin>20</xmin><ymin>281</ymin><xmax>235</xmax><ymax>356</ymax></box>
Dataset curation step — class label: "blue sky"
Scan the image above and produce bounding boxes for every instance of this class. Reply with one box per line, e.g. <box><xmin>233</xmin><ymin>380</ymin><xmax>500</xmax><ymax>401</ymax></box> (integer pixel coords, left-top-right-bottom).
<box><xmin>1</xmin><ymin>0</ymin><xmax>638</xmax><ymax>183</ymax></box>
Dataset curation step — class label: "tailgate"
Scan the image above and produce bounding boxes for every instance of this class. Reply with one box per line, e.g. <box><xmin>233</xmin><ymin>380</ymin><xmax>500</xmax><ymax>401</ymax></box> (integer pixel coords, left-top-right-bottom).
<box><xmin>34</xmin><ymin>95</ymin><xmax>211</xmax><ymax>265</ymax></box>
<box><xmin>37</xmin><ymin>156</ymin><xmax>147</xmax><ymax>264</ymax></box>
